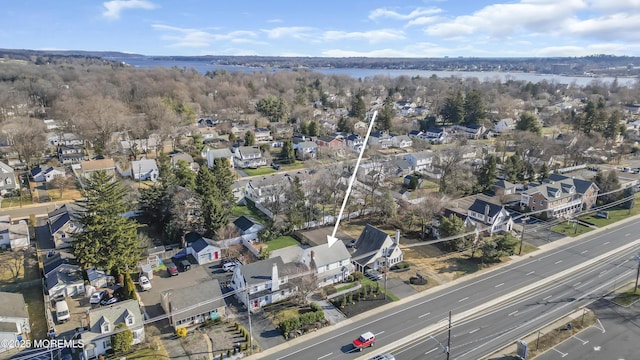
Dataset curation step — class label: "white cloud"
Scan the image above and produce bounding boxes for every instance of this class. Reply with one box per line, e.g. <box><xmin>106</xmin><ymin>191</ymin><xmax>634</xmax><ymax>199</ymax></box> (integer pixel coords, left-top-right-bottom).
<box><xmin>533</xmin><ymin>43</ymin><xmax>640</xmax><ymax>57</ymax></box>
<box><xmin>102</xmin><ymin>0</ymin><xmax>157</xmax><ymax>20</ymax></box>
<box><xmin>152</xmin><ymin>25</ymin><xmax>258</xmax><ymax>48</ymax></box>
<box><xmin>266</xmin><ymin>19</ymin><xmax>283</xmax><ymax>23</ymax></box>
<box><xmin>369</xmin><ymin>7</ymin><xmax>442</xmax><ymax>20</ymax></box>
<box><xmin>261</xmin><ymin>27</ymin><xmax>315</xmax><ymax>40</ymax></box>
<box><xmin>404</xmin><ymin>16</ymin><xmax>440</xmax><ymax>28</ymax></box>
<box><xmin>566</xmin><ymin>13</ymin><xmax>640</xmax><ymax>41</ymax></box>
<box><xmin>322</xmin><ymin>29</ymin><xmax>405</xmax><ymax>44</ymax></box>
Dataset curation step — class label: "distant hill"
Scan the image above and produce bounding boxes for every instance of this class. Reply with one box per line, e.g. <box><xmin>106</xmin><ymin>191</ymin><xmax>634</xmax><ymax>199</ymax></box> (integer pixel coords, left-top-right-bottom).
<box><xmin>0</xmin><ymin>48</ymin><xmax>144</xmax><ymax>59</ymax></box>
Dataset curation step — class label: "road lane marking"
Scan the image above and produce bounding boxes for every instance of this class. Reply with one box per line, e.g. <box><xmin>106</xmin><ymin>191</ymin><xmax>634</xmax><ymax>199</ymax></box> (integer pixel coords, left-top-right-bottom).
<box><xmin>552</xmin><ymin>348</ymin><xmax>568</xmax><ymax>357</ymax></box>
<box><xmin>418</xmin><ymin>312</ymin><xmax>431</xmax><ymax>319</ymax></box>
<box><xmin>573</xmin><ymin>282</ymin><xmax>582</xmax><ymax>287</ymax></box>
<box><xmin>376</xmin><ymin>331</ymin><xmax>385</xmax><ymax>336</ymax></box>
<box><xmin>555</xmin><ymin>260</ymin><xmax>563</xmax><ymax>264</ymax></box>
<box><xmin>508</xmin><ymin>310</ymin><xmax>518</xmax><ymax>316</ymax></box>
<box><xmin>573</xmin><ymin>335</ymin><xmax>589</xmax><ymax>345</ymax></box>
<box><xmin>495</xmin><ymin>283</ymin><xmax>504</xmax><ymax>288</ymax></box>
<box><xmin>425</xmin><ymin>347</ymin><xmax>439</xmax><ymax>355</ymax></box>
<box><xmin>603</xmin><ymin>241</ymin><xmax>610</xmax><ymax>245</ymax></box>
<box><xmin>581</xmin><ymin>250</ymin><xmax>589</xmax><ymax>254</ymax></box>
<box><xmin>317</xmin><ymin>353</ymin><xmax>333</xmax><ymax>360</ymax></box>
<box><xmin>543</xmin><ymin>295</ymin><xmax>552</xmax><ymax>301</ymax></box>
<box><xmin>469</xmin><ymin>328</ymin><xmax>479</xmax><ymax>334</ymax></box>
<box><xmin>526</xmin><ymin>271</ymin><xmax>535</xmax><ymax>275</ymax></box>
<box><xmin>625</xmin><ymin>233</ymin><xmax>631</xmax><ymax>237</ymax></box>
<box><xmin>458</xmin><ymin>297</ymin><xmax>469</xmax><ymax>302</ymax></box>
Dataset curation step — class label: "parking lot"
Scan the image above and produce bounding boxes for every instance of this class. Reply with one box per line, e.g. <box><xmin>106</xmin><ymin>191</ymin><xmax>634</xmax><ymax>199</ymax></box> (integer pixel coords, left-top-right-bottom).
<box><xmin>50</xmin><ymin>294</ymin><xmax>91</xmax><ymax>337</ymax></box>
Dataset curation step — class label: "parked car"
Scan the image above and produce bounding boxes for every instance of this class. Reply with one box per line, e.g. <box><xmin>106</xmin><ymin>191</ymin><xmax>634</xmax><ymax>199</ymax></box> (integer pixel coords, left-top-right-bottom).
<box><xmin>139</xmin><ymin>276</ymin><xmax>152</xmax><ymax>291</ymax></box>
<box><xmin>89</xmin><ymin>290</ymin><xmax>105</xmax><ymax>304</ymax></box>
<box><xmin>223</xmin><ymin>261</ymin><xmax>241</xmax><ymax>272</ymax></box>
<box><xmin>100</xmin><ymin>296</ymin><xmax>118</xmax><ymax>306</ymax></box>
<box><xmin>180</xmin><ymin>259</ymin><xmax>191</xmax><ymax>271</ymax></box>
<box><xmin>353</xmin><ymin>332</ymin><xmax>376</xmax><ymax>351</ymax></box>
<box><xmin>55</xmin><ymin>300</ymin><xmax>70</xmax><ymax>323</ymax></box>
<box><xmin>369</xmin><ymin>354</ymin><xmax>395</xmax><ymax>360</ymax></box>
<box><xmin>365</xmin><ymin>269</ymin><xmax>383</xmax><ymax>280</ymax></box>
<box><xmin>165</xmin><ymin>260</ymin><xmax>179</xmax><ymax>276</ymax></box>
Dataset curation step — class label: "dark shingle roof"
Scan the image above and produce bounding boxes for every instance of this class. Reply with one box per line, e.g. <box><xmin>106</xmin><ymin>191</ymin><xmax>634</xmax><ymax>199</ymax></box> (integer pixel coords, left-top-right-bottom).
<box><xmin>190</xmin><ymin>237</ymin><xmax>218</xmax><ymax>253</ymax></box>
<box><xmin>468</xmin><ymin>199</ymin><xmax>504</xmax><ymax>218</ymax></box>
<box><xmin>233</xmin><ymin>216</ymin><xmax>258</xmax><ymax>232</ymax></box>
<box><xmin>48</xmin><ymin>203</ymin><xmax>84</xmax><ymax>234</ymax></box>
<box><xmin>351</xmin><ymin>224</ymin><xmax>391</xmax><ymax>266</ymax></box>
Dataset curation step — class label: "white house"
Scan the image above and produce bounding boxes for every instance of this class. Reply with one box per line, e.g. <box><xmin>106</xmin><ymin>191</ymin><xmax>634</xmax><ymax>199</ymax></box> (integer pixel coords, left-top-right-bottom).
<box><xmin>346</xmin><ymin>134</ymin><xmax>365</xmax><ymax>152</ymax></box>
<box><xmin>58</xmin><ymin>145</ymin><xmax>86</xmax><ymax>165</ymax></box>
<box><xmin>186</xmin><ymin>237</ymin><xmax>221</xmax><ymax>265</ymax></box>
<box><xmin>424</xmin><ymin>128</ymin><xmax>447</xmax><ymax>144</ymax></box>
<box><xmin>244</xmin><ymin>174</ymin><xmax>290</xmax><ymax>204</ymax></box>
<box><xmin>45</xmin><ymin>262</ymin><xmax>85</xmax><ymax>299</ymax></box>
<box><xmin>204</xmin><ymin>148</ymin><xmax>234</xmax><ymax>169</ymax></box>
<box><xmin>454</xmin><ymin>124</ymin><xmax>485</xmax><ymax>139</ymax></box>
<box><xmin>48</xmin><ymin>203</ymin><xmax>84</xmax><ymax>250</ymax></box>
<box><xmin>86</xmin><ymin>268</ymin><xmax>115</xmax><ymax>289</ymax></box>
<box><xmin>492</xmin><ymin>118</ymin><xmax>516</xmax><ymax>134</ymax></box>
<box><xmin>466</xmin><ymin>199</ymin><xmax>513</xmax><ymax>234</ymax></box>
<box><xmin>299</xmin><ymin>241</ymin><xmax>354</xmax><ymax>288</ymax></box>
<box><xmin>30</xmin><ymin>166</ymin><xmax>66</xmax><ymax>183</ymax></box>
<box><xmin>229</xmin><ymin>256</ymin><xmax>306</xmax><ymax>312</ymax></box>
<box><xmin>81</xmin><ymin>300</ymin><xmax>145</xmax><ymax>360</ymax></box>
<box><xmin>130</xmin><ymin>157</ymin><xmax>159</xmax><ymax>182</ymax></box>
<box><xmin>0</xmin><ymin>162</ymin><xmax>19</xmax><ymax>196</ymax></box>
<box><xmin>253</xmin><ymin>128</ymin><xmax>273</xmax><ymax>142</ymax></box>
<box><xmin>233</xmin><ymin>216</ymin><xmax>264</xmax><ymax>235</ymax></box>
<box><xmin>392</xmin><ymin>135</ymin><xmax>413</xmax><ymax>148</ymax></box>
<box><xmin>351</xmin><ymin>225</ymin><xmax>403</xmax><ymax>272</ymax></box>
<box><xmin>234</xmin><ymin>146</ymin><xmax>267</xmax><ymax>168</ymax></box>
<box><xmin>403</xmin><ymin>150</ymin><xmax>434</xmax><ymax>172</ymax></box>
<box><xmin>0</xmin><ymin>216</ymin><xmax>29</xmax><ymax>250</ymax></box>
<box><xmin>0</xmin><ymin>292</ymin><xmax>30</xmax><ymax>353</ymax></box>
<box><xmin>293</xmin><ymin>141</ymin><xmax>318</xmax><ymax>160</ymax></box>
<box><xmin>370</xmin><ymin>131</ymin><xmax>393</xmax><ymax>149</ymax></box>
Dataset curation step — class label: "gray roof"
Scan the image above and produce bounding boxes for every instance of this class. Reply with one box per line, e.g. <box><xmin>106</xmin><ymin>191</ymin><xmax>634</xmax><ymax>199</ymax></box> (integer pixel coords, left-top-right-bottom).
<box><xmin>48</xmin><ymin>203</ymin><xmax>84</xmax><ymax>234</ymax></box>
<box><xmin>407</xmin><ymin>150</ymin><xmax>434</xmax><ymax>161</ymax></box>
<box><xmin>160</xmin><ymin>279</ymin><xmax>225</xmax><ymax>321</ymax></box>
<box><xmin>239</xmin><ymin>256</ymin><xmax>306</xmax><ymax>287</ymax></box>
<box><xmin>494</xmin><ymin>179</ymin><xmax>515</xmax><ymax>189</ymax></box>
<box><xmin>0</xmin><ymin>216</ymin><xmax>29</xmax><ymax>242</ymax></box>
<box><xmin>0</xmin><ymin>292</ymin><xmax>28</xmax><ymax>318</ymax></box>
<box><xmin>189</xmin><ymin>237</ymin><xmax>218</xmax><ymax>253</ymax></box>
<box><xmin>43</xmin><ymin>252</ymin><xmax>76</xmax><ymax>277</ymax></box>
<box><xmin>307</xmin><ymin>241</ymin><xmax>351</xmax><ymax>268</ymax></box>
<box><xmin>525</xmin><ymin>173</ymin><xmax>597</xmax><ymax>200</ymax></box>
<box><xmin>352</xmin><ymin>224</ymin><xmax>393</xmax><ymax>266</ymax></box>
<box><xmin>547</xmin><ymin>173</ymin><xmax>598</xmax><ymax>194</ymax></box>
<box><xmin>131</xmin><ymin>158</ymin><xmax>158</xmax><ymax>173</ymax></box>
<box><xmin>468</xmin><ymin>199</ymin><xmax>505</xmax><ymax>218</ymax></box>
<box><xmin>207</xmin><ymin>148</ymin><xmax>233</xmax><ymax>158</ymax></box>
<box><xmin>238</xmin><ymin>146</ymin><xmax>261</xmax><ymax>156</ymax></box>
<box><xmin>297</xmin><ymin>141</ymin><xmax>317</xmax><ymax>149</ymax></box>
<box><xmin>45</xmin><ymin>264</ymin><xmax>84</xmax><ymax>292</ymax></box>
<box><xmin>170</xmin><ymin>152</ymin><xmax>194</xmax><ymax>165</ymax></box>
<box><xmin>82</xmin><ymin>299</ymin><xmax>142</xmax><ymax>345</ymax></box>
<box><xmin>0</xmin><ymin>161</ymin><xmax>16</xmax><ymax>191</ymax></box>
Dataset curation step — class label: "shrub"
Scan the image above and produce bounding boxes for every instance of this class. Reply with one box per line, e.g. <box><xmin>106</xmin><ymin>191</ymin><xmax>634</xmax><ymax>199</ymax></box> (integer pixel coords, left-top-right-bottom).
<box><xmin>176</xmin><ymin>327</ymin><xmax>187</xmax><ymax>337</ymax></box>
<box><xmin>393</xmin><ymin>261</ymin><xmax>410</xmax><ymax>269</ymax></box>
<box><xmin>353</xmin><ymin>271</ymin><xmax>364</xmax><ymax>281</ymax></box>
<box><xmin>310</xmin><ymin>302</ymin><xmax>322</xmax><ymax>312</ymax></box>
<box><xmin>324</xmin><ymin>285</ymin><xmax>337</xmax><ymax>296</ymax></box>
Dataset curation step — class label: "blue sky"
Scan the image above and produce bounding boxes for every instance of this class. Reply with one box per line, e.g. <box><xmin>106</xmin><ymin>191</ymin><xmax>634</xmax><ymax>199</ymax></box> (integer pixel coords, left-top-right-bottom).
<box><xmin>2</xmin><ymin>0</ymin><xmax>640</xmax><ymax>57</ymax></box>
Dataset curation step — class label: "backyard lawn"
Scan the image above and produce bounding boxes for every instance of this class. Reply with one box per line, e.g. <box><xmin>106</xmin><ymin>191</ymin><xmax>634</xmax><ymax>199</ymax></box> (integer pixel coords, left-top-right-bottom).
<box><xmin>265</xmin><ymin>236</ymin><xmax>299</xmax><ymax>251</ymax></box>
<box><xmin>232</xmin><ymin>205</ymin><xmax>269</xmax><ymax>223</ymax></box>
<box><xmin>550</xmin><ymin>221</ymin><xmax>593</xmax><ymax>236</ymax></box>
<box><xmin>244</xmin><ymin>168</ymin><xmax>277</xmax><ymax>176</ymax></box>
<box><xmin>580</xmin><ymin>206</ymin><xmax>640</xmax><ymax>227</ymax></box>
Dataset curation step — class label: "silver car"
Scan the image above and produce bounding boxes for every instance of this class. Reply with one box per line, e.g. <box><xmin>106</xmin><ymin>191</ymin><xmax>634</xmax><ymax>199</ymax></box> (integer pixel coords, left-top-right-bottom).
<box><xmin>369</xmin><ymin>354</ymin><xmax>395</xmax><ymax>360</ymax></box>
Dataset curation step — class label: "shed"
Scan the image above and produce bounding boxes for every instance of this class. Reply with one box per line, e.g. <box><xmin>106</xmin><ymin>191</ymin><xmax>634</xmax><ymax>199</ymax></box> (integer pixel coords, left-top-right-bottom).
<box><xmin>139</xmin><ymin>264</ymin><xmax>153</xmax><ymax>280</ymax></box>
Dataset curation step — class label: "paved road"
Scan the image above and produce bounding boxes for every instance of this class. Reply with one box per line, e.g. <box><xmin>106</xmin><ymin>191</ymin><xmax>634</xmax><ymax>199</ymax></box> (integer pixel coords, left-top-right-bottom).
<box><xmin>535</xmin><ymin>298</ymin><xmax>640</xmax><ymax>360</ymax></box>
<box><xmin>253</xmin><ymin>218</ymin><xmax>640</xmax><ymax>360</ymax></box>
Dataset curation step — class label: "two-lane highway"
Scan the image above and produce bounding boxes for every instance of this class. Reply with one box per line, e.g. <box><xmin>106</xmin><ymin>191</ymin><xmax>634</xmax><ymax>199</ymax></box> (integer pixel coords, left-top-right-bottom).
<box><xmin>258</xmin><ymin>219</ymin><xmax>640</xmax><ymax>360</ymax></box>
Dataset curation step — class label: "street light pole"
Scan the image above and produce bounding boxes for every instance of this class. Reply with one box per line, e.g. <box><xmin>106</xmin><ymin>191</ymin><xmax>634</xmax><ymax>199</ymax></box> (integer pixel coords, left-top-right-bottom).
<box><xmin>384</xmin><ymin>254</ymin><xmax>389</xmax><ymax>300</ymax></box>
<box><xmin>446</xmin><ymin>310</ymin><xmax>451</xmax><ymax>360</ymax></box>
<box><xmin>634</xmin><ymin>255</ymin><xmax>640</xmax><ymax>293</ymax></box>
<box><xmin>245</xmin><ymin>287</ymin><xmax>253</xmax><ymax>353</ymax></box>
<box><xmin>519</xmin><ymin>216</ymin><xmax>529</xmax><ymax>255</ymax></box>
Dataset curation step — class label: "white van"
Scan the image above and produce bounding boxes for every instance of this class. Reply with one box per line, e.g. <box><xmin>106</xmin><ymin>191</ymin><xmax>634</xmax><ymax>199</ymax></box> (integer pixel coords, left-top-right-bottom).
<box><xmin>56</xmin><ymin>300</ymin><xmax>70</xmax><ymax>323</ymax></box>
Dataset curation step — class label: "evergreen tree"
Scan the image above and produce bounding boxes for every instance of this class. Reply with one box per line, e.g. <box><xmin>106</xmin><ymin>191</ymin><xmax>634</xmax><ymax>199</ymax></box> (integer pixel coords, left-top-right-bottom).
<box><xmin>280</xmin><ymin>139</ymin><xmax>295</xmax><ymax>164</ymax></box>
<box><xmin>284</xmin><ymin>176</ymin><xmax>306</xmax><ymax>230</ymax></box>
<box><xmin>463</xmin><ymin>89</ymin><xmax>486</xmax><ymax>125</ymax></box>
<box><xmin>244</xmin><ymin>130</ymin><xmax>256</xmax><ymax>146</ymax></box>
<box><xmin>73</xmin><ymin>171</ymin><xmax>141</xmax><ymax>274</ymax></box>
<box><xmin>349</xmin><ymin>93</ymin><xmax>366</xmax><ymax>120</ymax></box>
<box><xmin>308</xmin><ymin>120</ymin><xmax>319</xmax><ymax>136</ymax></box>
<box><xmin>441</xmin><ymin>91</ymin><xmax>464</xmax><ymax>125</ymax></box>
<box><xmin>173</xmin><ymin>159</ymin><xmax>195</xmax><ymax>189</ymax></box>
<box><xmin>138</xmin><ymin>181</ymin><xmax>169</xmax><ymax>226</ymax></box>
<box><xmin>195</xmin><ymin>166</ymin><xmax>216</xmax><ymax>199</ymax></box>
<box><xmin>212</xmin><ymin>158</ymin><xmax>235</xmax><ymax>207</ymax></box>
<box><xmin>377</xmin><ymin>97</ymin><xmax>394</xmax><ymax>132</ymax></box>
<box><xmin>111</xmin><ymin>324</ymin><xmax>133</xmax><ymax>354</ymax></box>
<box><xmin>337</xmin><ymin>116</ymin><xmax>352</xmax><ymax>133</ymax></box>
<box><xmin>516</xmin><ymin>112</ymin><xmax>542</xmax><ymax>135</ymax></box>
<box><xmin>539</xmin><ymin>163</ymin><xmax>550</xmax><ymax>181</ymax></box>
<box><xmin>299</xmin><ymin>120</ymin><xmax>309</xmax><ymax>135</ymax></box>
<box><xmin>439</xmin><ymin>215</ymin><xmax>468</xmax><ymax>251</ymax></box>
<box><xmin>604</xmin><ymin>110</ymin><xmax>622</xmax><ymax>140</ymax></box>
<box><xmin>201</xmin><ymin>192</ymin><xmax>227</xmax><ymax>237</ymax></box>
<box><xmin>379</xmin><ymin>190</ymin><xmax>397</xmax><ymax>223</ymax></box>
<box><xmin>477</xmin><ymin>155</ymin><xmax>497</xmax><ymax>192</ymax></box>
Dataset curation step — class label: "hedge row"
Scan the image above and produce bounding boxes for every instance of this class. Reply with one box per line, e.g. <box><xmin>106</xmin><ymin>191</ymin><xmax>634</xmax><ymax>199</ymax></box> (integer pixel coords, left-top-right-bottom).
<box><xmin>278</xmin><ymin>307</ymin><xmax>325</xmax><ymax>334</ymax></box>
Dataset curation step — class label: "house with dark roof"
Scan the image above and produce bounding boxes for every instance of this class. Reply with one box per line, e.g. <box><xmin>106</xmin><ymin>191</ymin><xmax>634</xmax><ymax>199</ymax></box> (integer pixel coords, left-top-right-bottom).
<box><xmin>466</xmin><ymin>199</ymin><xmax>513</xmax><ymax>234</ymax></box>
<box><xmin>30</xmin><ymin>165</ymin><xmax>66</xmax><ymax>183</ymax></box>
<box><xmin>58</xmin><ymin>145</ymin><xmax>86</xmax><ymax>164</ymax></box>
<box><xmin>47</xmin><ymin>203</ymin><xmax>84</xmax><ymax>249</ymax></box>
<box><xmin>520</xmin><ymin>174</ymin><xmax>599</xmax><ymax>218</ymax></box>
<box><xmin>454</xmin><ymin>124</ymin><xmax>485</xmax><ymax>139</ymax></box>
<box><xmin>45</xmin><ymin>262</ymin><xmax>84</xmax><ymax>299</ymax></box>
<box><xmin>425</xmin><ymin>128</ymin><xmax>447</xmax><ymax>144</ymax></box>
<box><xmin>316</xmin><ymin>135</ymin><xmax>343</xmax><ymax>148</ymax></box>
<box><xmin>0</xmin><ymin>292</ymin><xmax>30</xmax><ymax>352</ymax></box>
<box><xmin>186</xmin><ymin>237</ymin><xmax>221</xmax><ymax>265</ymax></box>
<box><xmin>233</xmin><ymin>216</ymin><xmax>264</xmax><ymax>235</ymax></box>
<box><xmin>229</xmin><ymin>256</ymin><xmax>307</xmax><ymax>312</ymax></box>
<box><xmin>81</xmin><ymin>300</ymin><xmax>145</xmax><ymax>360</ymax></box>
<box><xmin>370</xmin><ymin>131</ymin><xmax>393</xmax><ymax>149</ymax></box>
<box><xmin>0</xmin><ymin>215</ymin><xmax>29</xmax><ymax>250</ymax></box>
<box><xmin>493</xmin><ymin>179</ymin><xmax>517</xmax><ymax>196</ymax></box>
<box><xmin>0</xmin><ymin>162</ymin><xmax>19</xmax><ymax>195</ymax></box>
<box><xmin>351</xmin><ymin>225</ymin><xmax>404</xmax><ymax>272</ymax></box>
<box><xmin>392</xmin><ymin>135</ymin><xmax>413</xmax><ymax>148</ymax></box>
<box><xmin>161</xmin><ymin>279</ymin><xmax>226</xmax><ymax>330</ymax></box>
<box><xmin>299</xmin><ymin>241</ymin><xmax>354</xmax><ymax>287</ymax></box>
<box><xmin>346</xmin><ymin>133</ymin><xmax>365</xmax><ymax>152</ymax></box>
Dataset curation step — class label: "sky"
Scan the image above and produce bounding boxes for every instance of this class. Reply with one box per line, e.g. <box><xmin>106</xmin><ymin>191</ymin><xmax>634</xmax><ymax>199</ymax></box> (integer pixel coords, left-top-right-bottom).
<box><xmin>2</xmin><ymin>0</ymin><xmax>640</xmax><ymax>58</ymax></box>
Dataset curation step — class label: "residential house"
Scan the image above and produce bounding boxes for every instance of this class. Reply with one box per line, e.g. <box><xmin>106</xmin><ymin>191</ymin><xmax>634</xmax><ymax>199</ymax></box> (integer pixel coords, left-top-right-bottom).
<box><xmin>346</xmin><ymin>134</ymin><xmax>365</xmax><ymax>152</ymax></box>
<box><xmin>424</xmin><ymin>128</ymin><xmax>447</xmax><ymax>144</ymax></box>
<box><xmin>293</xmin><ymin>141</ymin><xmax>317</xmax><ymax>160</ymax></box>
<box><xmin>186</xmin><ymin>237</ymin><xmax>221</xmax><ymax>265</ymax></box>
<box><xmin>78</xmin><ymin>159</ymin><xmax>116</xmax><ymax>181</ymax></box>
<box><xmin>492</xmin><ymin>118</ymin><xmax>516</xmax><ymax>134</ymax></box>
<box><xmin>204</xmin><ymin>148</ymin><xmax>234</xmax><ymax>169</ymax></box>
<box><xmin>455</xmin><ymin>124</ymin><xmax>485</xmax><ymax>139</ymax></box>
<box><xmin>370</xmin><ymin>131</ymin><xmax>393</xmax><ymax>149</ymax></box>
<box><xmin>272</xmin><ymin>123</ymin><xmax>294</xmax><ymax>139</ymax></box>
<box><xmin>48</xmin><ymin>203</ymin><xmax>84</xmax><ymax>249</ymax></box>
<box><xmin>385</xmin><ymin>157</ymin><xmax>413</xmax><ymax>177</ymax></box>
<box><xmin>229</xmin><ymin>256</ymin><xmax>307</xmax><ymax>312</ymax></box>
<box><xmin>119</xmin><ymin>135</ymin><xmax>160</xmax><ymax>154</ymax></box>
<box><xmin>299</xmin><ymin>241</ymin><xmax>354</xmax><ymax>287</ymax></box>
<box><xmin>234</xmin><ymin>146</ymin><xmax>267</xmax><ymax>168</ymax></box>
<box><xmin>169</xmin><ymin>152</ymin><xmax>199</xmax><ymax>172</ymax></box>
<box><xmin>130</xmin><ymin>158</ymin><xmax>159</xmax><ymax>182</ymax></box>
<box><xmin>351</xmin><ymin>225</ymin><xmax>404</xmax><ymax>272</ymax></box>
<box><xmin>316</xmin><ymin>135</ymin><xmax>343</xmax><ymax>148</ymax></box>
<box><xmin>58</xmin><ymin>145</ymin><xmax>86</xmax><ymax>164</ymax></box>
<box><xmin>392</xmin><ymin>135</ymin><xmax>413</xmax><ymax>148</ymax></box>
<box><xmin>466</xmin><ymin>199</ymin><xmax>513</xmax><ymax>234</ymax></box>
<box><xmin>45</xmin><ymin>260</ymin><xmax>84</xmax><ymax>299</ymax></box>
<box><xmin>197</xmin><ymin>117</ymin><xmax>219</xmax><ymax>127</ymax></box>
<box><xmin>403</xmin><ymin>150</ymin><xmax>435</xmax><ymax>172</ymax></box>
<box><xmin>408</xmin><ymin>130</ymin><xmax>425</xmax><ymax>140</ymax></box>
<box><xmin>244</xmin><ymin>174</ymin><xmax>290</xmax><ymax>205</ymax></box>
<box><xmin>86</xmin><ymin>268</ymin><xmax>115</xmax><ymax>289</ymax></box>
<box><xmin>30</xmin><ymin>166</ymin><xmax>66</xmax><ymax>183</ymax></box>
<box><xmin>161</xmin><ymin>279</ymin><xmax>226</xmax><ymax>329</ymax></box>
<box><xmin>493</xmin><ymin>179</ymin><xmax>517</xmax><ymax>196</ymax></box>
<box><xmin>49</xmin><ymin>133</ymin><xmax>83</xmax><ymax>147</ymax></box>
<box><xmin>195</xmin><ymin>127</ymin><xmax>219</xmax><ymax>141</ymax></box>
<box><xmin>0</xmin><ymin>216</ymin><xmax>29</xmax><ymax>250</ymax></box>
<box><xmin>252</xmin><ymin>128</ymin><xmax>273</xmax><ymax>142</ymax></box>
<box><xmin>0</xmin><ymin>292</ymin><xmax>30</xmax><ymax>353</ymax></box>
<box><xmin>80</xmin><ymin>300</ymin><xmax>145</xmax><ymax>360</ymax></box>
<box><xmin>233</xmin><ymin>216</ymin><xmax>265</xmax><ymax>235</ymax></box>
<box><xmin>520</xmin><ymin>174</ymin><xmax>599</xmax><ymax>218</ymax></box>
<box><xmin>0</xmin><ymin>162</ymin><xmax>19</xmax><ymax>195</ymax></box>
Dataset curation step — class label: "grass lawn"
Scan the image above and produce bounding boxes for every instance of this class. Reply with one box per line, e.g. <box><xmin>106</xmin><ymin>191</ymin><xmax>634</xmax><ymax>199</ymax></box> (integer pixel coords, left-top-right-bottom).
<box><xmin>46</xmin><ymin>188</ymin><xmax>82</xmax><ymax>202</ymax></box>
<box><xmin>232</xmin><ymin>205</ymin><xmax>270</xmax><ymax>223</ymax></box>
<box><xmin>612</xmin><ymin>285</ymin><xmax>640</xmax><ymax>306</ymax></box>
<box><xmin>335</xmin><ymin>283</ymin><xmax>357</xmax><ymax>292</ymax></box>
<box><xmin>359</xmin><ymin>277</ymin><xmax>399</xmax><ymax>301</ymax></box>
<box><xmin>244</xmin><ymin>168</ymin><xmax>277</xmax><ymax>176</ymax></box>
<box><xmin>519</xmin><ymin>311</ymin><xmax>597</xmax><ymax>359</ymax></box>
<box><xmin>1</xmin><ymin>195</ymin><xmax>33</xmax><ymax>208</ymax></box>
<box><xmin>119</xmin><ymin>344</ymin><xmax>170</xmax><ymax>360</ymax></box>
<box><xmin>550</xmin><ymin>221</ymin><xmax>593</xmax><ymax>237</ymax></box>
<box><xmin>518</xmin><ymin>242</ymin><xmax>539</xmax><ymax>255</ymax></box>
<box><xmin>580</xmin><ymin>206</ymin><xmax>640</xmax><ymax>227</ymax></box>
<box><xmin>23</xmin><ymin>284</ymin><xmax>48</xmax><ymax>340</ymax></box>
<box><xmin>280</xmin><ymin>161</ymin><xmax>305</xmax><ymax>170</ymax></box>
<box><xmin>265</xmin><ymin>236</ymin><xmax>299</xmax><ymax>251</ymax></box>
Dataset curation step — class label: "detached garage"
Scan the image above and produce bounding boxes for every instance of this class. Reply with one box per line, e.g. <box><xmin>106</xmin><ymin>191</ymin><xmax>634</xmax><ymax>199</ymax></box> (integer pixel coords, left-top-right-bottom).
<box><xmin>186</xmin><ymin>237</ymin><xmax>221</xmax><ymax>265</ymax></box>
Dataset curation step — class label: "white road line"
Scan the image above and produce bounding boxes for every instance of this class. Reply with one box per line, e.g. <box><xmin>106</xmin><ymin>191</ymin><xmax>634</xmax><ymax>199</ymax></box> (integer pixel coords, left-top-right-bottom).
<box><xmin>552</xmin><ymin>348</ymin><xmax>568</xmax><ymax>357</ymax></box>
<box><xmin>418</xmin><ymin>312</ymin><xmax>431</xmax><ymax>319</ymax></box>
<box><xmin>495</xmin><ymin>283</ymin><xmax>504</xmax><ymax>288</ymax></box>
<box><xmin>425</xmin><ymin>347</ymin><xmax>439</xmax><ymax>355</ymax></box>
<box><xmin>508</xmin><ymin>310</ymin><xmax>518</xmax><ymax>316</ymax></box>
<box><xmin>469</xmin><ymin>328</ymin><xmax>480</xmax><ymax>334</ymax></box>
<box><xmin>581</xmin><ymin>250</ymin><xmax>589</xmax><ymax>254</ymax></box>
<box><xmin>317</xmin><ymin>353</ymin><xmax>333</xmax><ymax>360</ymax></box>
<box><xmin>543</xmin><ymin>295</ymin><xmax>552</xmax><ymax>301</ymax></box>
<box><xmin>573</xmin><ymin>335</ymin><xmax>589</xmax><ymax>345</ymax></box>
<box><xmin>555</xmin><ymin>260</ymin><xmax>563</xmax><ymax>264</ymax></box>
<box><xmin>625</xmin><ymin>233</ymin><xmax>631</xmax><ymax>237</ymax></box>
<box><xmin>573</xmin><ymin>282</ymin><xmax>582</xmax><ymax>287</ymax></box>
<box><xmin>603</xmin><ymin>241</ymin><xmax>610</xmax><ymax>245</ymax></box>
<box><xmin>526</xmin><ymin>271</ymin><xmax>535</xmax><ymax>275</ymax></box>
<box><xmin>458</xmin><ymin>297</ymin><xmax>469</xmax><ymax>302</ymax></box>
<box><xmin>376</xmin><ymin>331</ymin><xmax>385</xmax><ymax>336</ymax></box>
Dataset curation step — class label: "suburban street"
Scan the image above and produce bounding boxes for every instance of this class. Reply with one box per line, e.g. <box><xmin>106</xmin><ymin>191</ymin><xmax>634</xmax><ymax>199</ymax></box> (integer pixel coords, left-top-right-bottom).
<box><xmin>254</xmin><ymin>218</ymin><xmax>640</xmax><ymax>360</ymax></box>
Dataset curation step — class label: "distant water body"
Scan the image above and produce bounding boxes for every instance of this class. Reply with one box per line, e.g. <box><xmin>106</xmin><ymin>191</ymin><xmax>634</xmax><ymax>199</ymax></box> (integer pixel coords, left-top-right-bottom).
<box><xmin>113</xmin><ymin>57</ymin><xmax>638</xmax><ymax>87</ymax></box>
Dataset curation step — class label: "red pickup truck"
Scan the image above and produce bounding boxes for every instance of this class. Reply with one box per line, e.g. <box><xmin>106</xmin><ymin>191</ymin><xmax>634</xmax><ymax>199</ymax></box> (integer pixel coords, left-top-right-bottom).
<box><xmin>353</xmin><ymin>332</ymin><xmax>376</xmax><ymax>351</ymax></box>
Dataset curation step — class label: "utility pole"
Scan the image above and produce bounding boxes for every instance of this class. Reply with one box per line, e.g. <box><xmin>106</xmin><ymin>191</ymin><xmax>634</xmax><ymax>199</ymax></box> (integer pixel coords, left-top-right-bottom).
<box><xmin>519</xmin><ymin>216</ymin><xmax>529</xmax><ymax>255</ymax></box>
<box><xmin>446</xmin><ymin>310</ymin><xmax>451</xmax><ymax>360</ymax></box>
<box><xmin>384</xmin><ymin>254</ymin><xmax>389</xmax><ymax>300</ymax></box>
<box><xmin>245</xmin><ymin>287</ymin><xmax>253</xmax><ymax>353</ymax></box>
<box><xmin>634</xmin><ymin>255</ymin><xmax>640</xmax><ymax>293</ymax></box>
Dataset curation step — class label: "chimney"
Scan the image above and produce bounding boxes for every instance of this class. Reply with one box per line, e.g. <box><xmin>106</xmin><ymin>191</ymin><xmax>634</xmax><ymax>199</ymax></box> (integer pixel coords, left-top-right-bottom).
<box><xmin>395</xmin><ymin>229</ymin><xmax>400</xmax><ymax>245</ymax></box>
<box><xmin>271</xmin><ymin>263</ymin><xmax>279</xmax><ymax>291</ymax></box>
<box><xmin>484</xmin><ymin>204</ymin><xmax>490</xmax><ymax>218</ymax></box>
